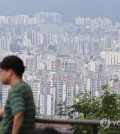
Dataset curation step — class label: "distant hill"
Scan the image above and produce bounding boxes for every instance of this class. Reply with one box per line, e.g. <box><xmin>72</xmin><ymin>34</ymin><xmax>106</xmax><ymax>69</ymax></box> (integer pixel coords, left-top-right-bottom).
<box><xmin>0</xmin><ymin>0</ymin><xmax>120</xmax><ymax>22</ymax></box>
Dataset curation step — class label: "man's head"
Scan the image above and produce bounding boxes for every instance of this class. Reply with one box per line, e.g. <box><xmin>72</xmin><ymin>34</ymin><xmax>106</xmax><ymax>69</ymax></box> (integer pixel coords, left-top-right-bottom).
<box><xmin>0</xmin><ymin>55</ymin><xmax>25</xmax><ymax>84</ymax></box>
<box><xmin>31</xmin><ymin>127</ymin><xmax>61</xmax><ymax>134</ymax></box>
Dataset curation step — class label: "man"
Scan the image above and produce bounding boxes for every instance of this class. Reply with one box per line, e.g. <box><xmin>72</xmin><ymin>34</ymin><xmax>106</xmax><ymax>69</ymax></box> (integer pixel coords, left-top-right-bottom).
<box><xmin>0</xmin><ymin>55</ymin><xmax>36</xmax><ymax>134</ymax></box>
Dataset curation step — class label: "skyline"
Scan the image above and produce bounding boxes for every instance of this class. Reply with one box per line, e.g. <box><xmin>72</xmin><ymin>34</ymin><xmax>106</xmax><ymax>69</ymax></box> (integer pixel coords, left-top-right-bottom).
<box><xmin>0</xmin><ymin>5</ymin><xmax>120</xmax><ymax>121</ymax></box>
<box><xmin>0</xmin><ymin>0</ymin><xmax>120</xmax><ymax>22</ymax></box>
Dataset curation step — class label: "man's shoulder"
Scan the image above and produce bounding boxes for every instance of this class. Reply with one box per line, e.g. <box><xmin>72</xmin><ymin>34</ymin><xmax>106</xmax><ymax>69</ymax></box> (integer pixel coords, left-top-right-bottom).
<box><xmin>10</xmin><ymin>82</ymin><xmax>31</xmax><ymax>93</ymax></box>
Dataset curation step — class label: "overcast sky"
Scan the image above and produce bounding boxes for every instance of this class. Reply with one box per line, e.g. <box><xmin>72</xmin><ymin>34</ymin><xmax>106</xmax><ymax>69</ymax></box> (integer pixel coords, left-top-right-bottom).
<box><xmin>0</xmin><ymin>0</ymin><xmax>120</xmax><ymax>22</ymax></box>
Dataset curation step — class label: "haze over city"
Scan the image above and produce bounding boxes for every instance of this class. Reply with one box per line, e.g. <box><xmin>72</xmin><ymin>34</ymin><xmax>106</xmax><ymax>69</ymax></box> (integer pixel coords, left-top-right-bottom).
<box><xmin>0</xmin><ymin>1</ymin><xmax>120</xmax><ymax>133</ymax></box>
<box><xmin>0</xmin><ymin>0</ymin><xmax>120</xmax><ymax>22</ymax></box>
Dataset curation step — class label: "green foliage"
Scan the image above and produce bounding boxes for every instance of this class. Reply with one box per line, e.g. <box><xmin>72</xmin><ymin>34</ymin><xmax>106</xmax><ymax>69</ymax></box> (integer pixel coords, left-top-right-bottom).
<box><xmin>57</xmin><ymin>84</ymin><xmax>120</xmax><ymax>134</ymax></box>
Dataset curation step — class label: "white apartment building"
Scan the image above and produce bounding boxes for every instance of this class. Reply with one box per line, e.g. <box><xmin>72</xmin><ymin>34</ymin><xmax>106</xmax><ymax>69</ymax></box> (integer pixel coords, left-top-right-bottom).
<box><xmin>2</xmin><ymin>85</ymin><xmax>10</xmax><ymax>108</ymax></box>
<box><xmin>87</xmin><ymin>72</ymin><xmax>109</xmax><ymax>97</ymax></box>
<box><xmin>100</xmin><ymin>51</ymin><xmax>120</xmax><ymax>65</ymax></box>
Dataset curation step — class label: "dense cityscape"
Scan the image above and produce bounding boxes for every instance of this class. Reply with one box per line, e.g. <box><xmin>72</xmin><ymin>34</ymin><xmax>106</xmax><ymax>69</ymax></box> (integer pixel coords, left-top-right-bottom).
<box><xmin>0</xmin><ymin>12</ymin><xmax>120</xmax><ymax>119</ymax></box>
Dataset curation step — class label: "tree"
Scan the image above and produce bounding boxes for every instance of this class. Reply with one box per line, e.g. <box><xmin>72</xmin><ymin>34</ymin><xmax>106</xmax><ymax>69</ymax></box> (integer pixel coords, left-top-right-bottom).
<box><xmin>57</xmin><ymin>84</ymin><xmax>120</xmax><ymax>134</ymax></box>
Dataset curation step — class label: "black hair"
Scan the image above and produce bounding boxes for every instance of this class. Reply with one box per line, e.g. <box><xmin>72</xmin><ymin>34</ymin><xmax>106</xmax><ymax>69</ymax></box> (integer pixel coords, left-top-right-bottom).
<box><xmin>31</xmin><ymin>127</ymin><xmax>61</xmax><ymax>134</ymax></box>
<box><xmin>0</xmin><ymin>55</ymin><xmax>25</xmax><ymax>77</ymax></box>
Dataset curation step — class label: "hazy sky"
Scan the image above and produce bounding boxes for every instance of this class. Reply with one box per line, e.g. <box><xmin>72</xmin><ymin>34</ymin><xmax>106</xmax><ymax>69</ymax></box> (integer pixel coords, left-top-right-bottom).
<box><xmin>0</xmin><ymin>0</ymin><xmax>120</xmax><ymax>22</ymax></box>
